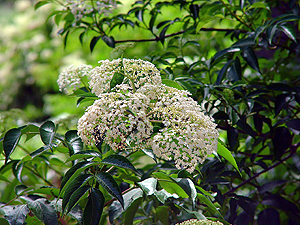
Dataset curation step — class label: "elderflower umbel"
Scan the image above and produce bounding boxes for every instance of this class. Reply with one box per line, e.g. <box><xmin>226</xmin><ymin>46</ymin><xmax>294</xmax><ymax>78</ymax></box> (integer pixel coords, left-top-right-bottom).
<box><xmin>176</xmin><ymin>219</ymin><xmax>224</xmax><ymax>225</ymax></box>
<box><xmin>66</xmin><ymin>0</ymin><xmax>117</xmax><ymax>22</ymax></box>
<box><xmin>57</xmin><ymin>64</ymin><xmax>92</xmax><ymax>94</ymax></box>
<box><xmin>60</xmin><ymin>58</ymin><xmax>219</xmax><ymax>173</ymax></box>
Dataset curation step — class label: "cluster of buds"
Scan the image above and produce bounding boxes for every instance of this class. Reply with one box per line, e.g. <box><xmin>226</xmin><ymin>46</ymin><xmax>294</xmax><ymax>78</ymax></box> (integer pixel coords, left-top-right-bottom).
<box><xmin>58</xmin><ymin>58</ymin><xmax>219</xmax><ymax>173</ymax></box>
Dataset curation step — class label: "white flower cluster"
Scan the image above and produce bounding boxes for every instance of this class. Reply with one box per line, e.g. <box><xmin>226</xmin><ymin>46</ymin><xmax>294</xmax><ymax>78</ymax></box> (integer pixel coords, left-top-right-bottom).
<box><xmin>57</xmin><ymin>64</ymin><xmax>92</xmax><ymax>94</ymax></box>
<box><xmin>59</xmin><ymin>58</ymin><xmax>219</xmax><ymax>173</ymax></box>
<box><xmin>176</xmin><ymin>219</ymin><xmax>224</xmax><ymax>225</ymax></box>
<box><xmin>66</xmin><ymin>0</ymin><xmax>117</xmax><ymax>21</ymax></box>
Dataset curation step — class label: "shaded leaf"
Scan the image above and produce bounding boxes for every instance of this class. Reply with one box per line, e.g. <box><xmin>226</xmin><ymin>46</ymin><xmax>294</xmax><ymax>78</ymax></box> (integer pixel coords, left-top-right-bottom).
<box><xmin>237</xmin><ymin>120</ymin><xmax>257</xmax><ymax>137</ymax></box>
<box><xmin>241</xmin><ymin>47</ymin><xmax>261</xmax><ymax>73</ymax></box>
<box><xmin>259</xmin><ymin>180</ymin><xmax>287</xmax><ymax>194</ymax></box>
<box><xmin>275</xmin><ymin>93</ymin><xmax>291</xmax><ymax>116</ymax></box>
<box><xmin>189</xmin><ymin>4</ymin><xmax>199</xmax><ymax>19</ymax></box>
<box><xmin>141</xmin><ymin>148</ymin><xmax>157</xmax><ymax>162</ymax></box>
<box><xmin>215</xmin><ymin>60</ymin><xmax>233</xmax><ymax>85</ymax></box>
<box><xmin>266</xmin><ymin>24</ymin><xmax>278</xmax><ymax>45</ymax></box>
<box><xmin>286</xmin><ymin>119</ymin><xmax>300</xmax><ymax>135</ymax></box>
<box><xmin>90</xmin><ymin>36</ymin><xmax>102</xmax><ymax>52</ymax></box>
<box><xmin>124</xmin><ymin>197</ymin><xmax>142</xmax><ymax>225</ymax></box>
<box><xmin>65</xmin><ymin>150</ymin><xmax>102</xmax><ymax>163</ymax></box>
<box><xmin>95</xmin><ymin>172</ymin><xmax>124</xmax><ymax>207</ymax></box>
<box><xmin>110</xmin><ymin>72</ymin><xmax>124</xmax><ymax>90</ymax></box>
<box><xmin>262</xmin><ymin>194</ymin><xmax>300</xmax><ymax>214</ymax></box>
<box><xmin>109</xmin><ymin>188</ymin><xmax>143</xmax><ymax>223</ymax></box>
<box><xmin>197</xmin><ymin>193</ymin><xmax>223</xmax><ymax>218</ymax></box>
<box><xmin>102</xmin><ymin>36</ymin><xmax>115</xmax><ymax>48</ymax></box>
<box><xmin>3</xmin><ymin>128</ymin><xmax>22</xmax><ymax>163</ymax></box>
<box><xmin>211</xmin><ymin>47</ymin><xmax>241</xmax><ymax>66</ymax></box>
<box><xmin>159</xmin><ymin>24</ymin><xmax>170</xmax><ymax>44</ymax></box>
<box><xmin>67</xmin><ymin>185</ymin><xmax>90</xmax><ymax>214</ymax></box>
<box><xmin>83</xmin><ymin>188</ymin><xmax>105</xmax><ymax>225</ymax></box>
<box><xmin>101</xmin><ymin>154</ymin><xmax>139</xmax><ymax>173</ymax></box>
<box><xmin>257</xmin><ymin>208</ymin><xmax>280</xmax><ymax>225</ymax></box>
<box><xmin>278</xmin><ymin>23</ymin><xmax>297</xmax><ymax>43</ymax></box>
<box><xmin>272</xmin><ymin>127</ymin><xmax>292</xmax><ymax>160</ymax></box>
<box><xmin>155</xmin><ymin>206</ymin><xmax>170</xmax><ymax>225</ymax></box>
<box><xmin>172</xmin><ymin>178</ymin><xmax>197</xmax><ymax>207</ymax></box>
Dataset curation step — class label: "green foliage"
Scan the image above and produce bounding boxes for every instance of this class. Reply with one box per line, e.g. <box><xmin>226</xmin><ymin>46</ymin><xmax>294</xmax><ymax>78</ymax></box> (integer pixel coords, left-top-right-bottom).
<box><xmin>1</xmin><ymin>0</ymin><xmax>300</xmax><ymax>224</ymax></box>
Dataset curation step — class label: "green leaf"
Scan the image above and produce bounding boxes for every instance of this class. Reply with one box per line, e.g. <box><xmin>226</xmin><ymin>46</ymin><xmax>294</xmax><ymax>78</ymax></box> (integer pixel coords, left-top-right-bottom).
<box><xmin>249</xmin><ymin>2</ymin><xmax>270</xmax><ymax>10</ymax></box>
<box><xmin>101</xmin><ymin>154</ymin><xmax>139</xmax><ymax>174</ymax></box>
<box><xmin>27</xmin><ymin>198</ymin><xmax>58</xmax><ymax>225</ymax></box>
<box><xmin>62</xmin><ymin>174</ymin><xmax>92</xmax><ymax>213</ymax></box>
<box><xmin>65</xmin><ymin>130</ymin><xmax>83</xmax><ymax>155</ymax></box>
<box><xmin>241</xmin><ymin>47</ymin><xmax>261</xmax><ymax>73</ymax></box>
<box><xmin>172</xmin><ymin>178</ymin><xmax>197</xmax><ymax>207</ymax></box>
<box><xmin>162</xmin><ymin>79</ymin><xmax>184</xmax><ymax>90</ymax></box>
<box><xmin>65</xmin><ymin>150</ymin><xmax>102</xmax><ymax>163</ymax></box>
<box><xmin>215</xmin><ymin>60</ymin><xmax>234</xmax><ymax>85</ymax></box>
<box><xmin>67</xmin><ymin>185</ymin><xmax>90</xmax><ymax>214</ymax></box>
<box><xmin>95</xmin><ymin>172</ymin><xmax>124</xmax><ymax>207</ymax></box>
<box><xmin>21</xmin><ymin>124</ymin><xmax>40</xmax><ymax>142</ymax></box>
<box><xmin>109</xmin><ymin>188</ymin><xmax>143</xmax><ymax>223</ymax></box>
<box><xmin>0</xmin><ymin>174</ymin><xmax>10</xmax><ymax>183</ymax></box>
<box><xmin>210</xmin><ymin>47</ymin><xmax>241</xmax><ymax>66</ymax></box>
<box><xmin>39</xmin><ymin>121</ymin><xmax>56</xmax><ymax>148</ymax></box>
<box><xmin>124</xmin><ymin>197</ymin><xmax>142</xmax><ymax>225</ymax></box>
<box><xmin>35</xmin><ymin>1</ymin><xmax>50</xmax><ymax>10</ymax></box>
<box><xmin>137</xmin><ymin>177</ymin><xmax>157</xmax><ymax>195</ymax></box>
<box><xmin>266</xmin><ymin>24</ymin><xmax>278</xmax><ymax>45</ymax></box>
<box><xmin>197</xmin><ymin>193</ymin><xmax>223</xmax><ymax>218</ymax></box>
<box><xmin>27</xmin><ymin>187</ymin><xmax>60</xmax><ymax>197</ymax></box>
<box><xmin>83</xmin><ymin>188</ymin><xmax>105</xmax><ymax>225</ymax></box>
<box><xmin>59</xmin><ymin>161</ymin><xmax>97</xmax><ymax>198</ymax></box>
<box><xmin>278</xmin><ymin>23</ymin><xmax>297</xmax><ymax>43</ymax></box>
<box><xmin>30</xmin><ymin>146</ymin><xmax>50</xmax><ymax>158</ymax></box>
<box><xmin>110</xmin><ymin>72</ymin><xmax>124</xmax><ymax>90</ymax></box>
<box><xmin>155</xmin><ymin>206</ymin><xmax>170</xmax><ymax>225</ymax></box>
<box><xmin>0</xmin><ymin>218</ymin><xmax>9</xmax><ymax>225</ymax></box>
<box><xmin>141</xmin><ymin>148</ymin><xmax>157</xmax><ymax>162</ymax></box>
<box><xmin>12</xmin><ymin>161</ymin><xmax>23</xmax><ymax>182</ymax></box>
<box><xmin>3</xmin><ymin>204</ymin><xmax>29</xmax><ymax>225</ymax></box>
<box><xmin>3</xmin><ymin>128</ymin><xmax>22</xmax><ymax>163</ymax></box>
<box><xmin>217</xmin><ymin>140</ymin><xmax>241</xmax><ymax>176</ymax></box>
<box><xmin>90</xmin><ymin>36</ymin><xmax>102</xmax><ymax>52</ymax></box>
<box><xmin>15</xmin><ymin>184</ymin><xmax>29</xmax><ymax>196</ymax></box>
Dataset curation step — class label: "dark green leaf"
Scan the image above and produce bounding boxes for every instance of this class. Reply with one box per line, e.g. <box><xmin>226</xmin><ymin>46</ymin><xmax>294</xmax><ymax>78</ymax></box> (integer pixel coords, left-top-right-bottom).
<box><xmin>211</xmin><ymin>47</ymin><xmax>240</xmax><ymax>66</ymax></box>
<box><xmin>4</xmin><ymin>204</ymin><xmax>29</xmax><ymax>225</ymax></box>
<box><xmin>227</xmin><ymin>57</ymin><xmax>241</xmax><ymax>82</ymax></box>
<box><xmin>155</xmin><ymin>206</ymin><xmax>170</xmax><ymax>225</ymax></box>
<box><xmin>39</xmin><ymin>121</ymin><xmax>55</xmax><ymax>147</ymax></box>
<box><xmin>83</xmin><ymin>188</ymin><xmax>105</xmax><ymax>225</ymax></box>
<box><xmin>30</xmin><ymin>146</ymin><xmax>50</xmax><ymax>158</ymax></box>
<box><xmin>65</xmin><ymin>150</ymin><xmax>102</xmax><ymax>163</ymax></box>
<box><xmin>266</xmin><ymin>24</ymin><xmax>278</xmax><ymax>45</ymax></box>
<box><xmin>272</xmin><ymin>127</ymin><xmax>292</xmax><ymax>160</ymax></box>
<box><xmin>95</xmin><ymin>172</ymin><xmax>124</xmax><ymax>207</ymax></box>
<box><xmin>124</xmin><ymin>197</ymin><xmax>142</xmax><ymax>225</ymax></box>
<box><xmin>259</xmin><ymin>180</ymin><xmax>287</xmax><ymax>194</ymax></box>
<box><xmin>257</xmin><ymin>208</ymin><xmax>280</xmax><ymax>225</ymax></box>
<box><xmin>262</xmin><ymin>194</ymin><xmax>300</xmax><ymax>214</ymax></box>
<box><xmin>27</xmin><ymin>198</ymin><xmax>58</xmax><ymax>225</ymax></box>
<box><xmin>135</xmin><ymin>10</ymin><xmax>143</xmax><ymax>21</ymax></box>
<box><xmin>110</xmin><ymin>72</ymin><xmax>124</xmax><ymax>90</ymax></box>
<box><xmin>197</xmin><ymin>193</ymin><xmax>223</xmax><ymax>218</ymax></box>
<box><xmin>237</xmin><ymin>120</ymin><xmax>257</xmax><ymax>137</ymax></box>
<box><xmin>286</xmin><ymin>119</ymin><xmax>300</xmax><ymax>135</ymax></box>
<box><xmin>278</xmin><ymin>23</ymin><xmax>297</xmax><ymax>43</ymax></box>
<box><xmin>215</xmin><ymin>60</ymin><xmax>233</xmax><ymax>85</ymax></box>
<box><xmin>12</xmin><ymin>161</ymin><xmax>23</xmax><ymax>182</ymax></box>
<box><xmin>159</xmin><ymin>24</ymin><xmax>170</xmax><ymax>44</ymax></box>
<box><xmin>90</xmin><ymin>36</ymin><xmax>102</xmax><ymax>52</ymax></box>
<box><xmin>101</xmin><ymin>154</ymin><xmax>139</xmax><ymax>173</ymax></box>
<box><xmin>189</xmin><ymin>4</ymin><xmax>199</xmax><ymax>19</ymax></box>
<box><xmin>21</xmin><ymin>124</ymin><xmax>40</xmax><ymax>142</ymax></box>
<box><xmin>67</xmin><ymin>185</ymin><xmax>90</xmax><ymax>214</ymax></box>
<box><xmin>232</xmin><ymin>38</ymin><xmax>255</xmax><ymax>48</ymax></box>
<box><xmin>15</xmin><ymin>184</ymin><xmax>28</xmax><ymax>196</ymax></box>
<box><xmin>62</xmin><ymin>174</ymin><xmax>92</xmax><ymax>213</ymax></box>
<box><xmin>109</xmin><ymin>188</ymin><xmax>143</xmax><ymax>223</ymax></box>
<box><xmin>172</xmin><ymin>178</ymin><xmax>197</xmax><ymax>207</ymax></box>
<box><xmin>241</xmin><ymin>47</ymin><xmax>261</xmax><ymax>73</ymax></box>
<box><xmin>102</xmin><ymin>36</ymin><xmax>115</xmax><ymax>48</ymax></box>
<box><xmin>3</xmin><ymin>128</ymin><xmax>22</xmax><ymax>163</ymax></box>
<box><xmin>65</xmin><ymin>130</ymin><xmax>83</xmax><ymax>155</ymax></box>
<box><xmin>60</xmin><ymin>161</ymin><xmax>97</xmax><ymax>197</ymax></box>
<box><xmin>0</xmin><ymin>218</ymin><xmax>9</xmax><ymax>225</ymax></box>
<box><xmin>275</xmin><ymin>94</ymin><xmax>291</xmax><ymax>116</ymax></box>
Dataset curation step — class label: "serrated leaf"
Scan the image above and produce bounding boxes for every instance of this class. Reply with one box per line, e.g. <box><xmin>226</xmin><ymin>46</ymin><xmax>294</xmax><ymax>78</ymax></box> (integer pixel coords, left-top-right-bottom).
<box><xmin>217</xmin><ymin>140</ymin><xmax>241</xmax><ymax>176</ymax></box>
<box><xmin>27</xmin><ymin>198</ymin><xmax>58</xmax><ymax>225</ymax></box>
<box><xmin>83</xmin><ymin>188</ymin><xmax>105</xmax><ymax>225</ymax></box>
<box><xmin>39</xmin><ymin>121</ymin><xmax>55</xmax><ymax>147</ymax></box>
<box><xmin>65</xmin><ymin>150</ymin><xmax>102</xmax><ymax>163</ymax></box>
<box><xmin>62</xmin><ymin>174</ymin><xmax>93</xmax><ymax>213</ymax></box>
<box><xmin>137</xmin><ymin>177</ymin><xmax>157</xmax><ymax>196</ymax></box>
<box><xmin>109</xmin><ymin>188</ymin><xmax>143</xmax><ymax>223</ymax></box>
<box><xmin>90</xmin><ymin>36</ymin><xmax>102</xmax><ymax>52</ymax></box>
<box><xmin>95</xmin><ymin>172</ymin><xmax>124</xmax><ymax>207</ymax></box>
<box><xmin>59</xmin><ymin>161</ymin><xmax>97</xmax><ymax>198</ymax></box>
<box><xmin>278</xmin><ymin>23</ymin><xmax>297</xmax><ymax>43</ymax></box>
<box><xmin>162</xmin><ymin>79</ymin><xmax>184</xmax><ymax>90</ymax></box>
<box><xmin>67</xmin><ymin>185</ymin><xmax>90</xmax><ymax>214</ymax></box>
<box><xmin>110</xmin><ymin>72</ymin><xmax>124</xmax><ymax>90</ymax></box>
<box><xmin>241</xmin><ymin>47</ymin><xmax>261</xmax><ymax>73</ymax></box>
<box><xmin>4</xmin><ymin>204</ymin><xmax>29</xmax><ymax>225</ymax></box>
<box><xmin>3</xmin><ymin>128</ymin><xmax>22</xmax><ymax>163</ymax></box>
<box><xmin>65</xmin><ymin>130</ymin><xmax>83</xmax><ymax>156</ymax></box>
<box><xmin>100</xmin><ymin>154</ymin><xmax>139</xmax><ymax>173</ymax></box>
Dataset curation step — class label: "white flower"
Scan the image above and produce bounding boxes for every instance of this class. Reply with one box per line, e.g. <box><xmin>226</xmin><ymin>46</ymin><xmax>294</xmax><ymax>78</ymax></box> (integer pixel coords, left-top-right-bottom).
<box><xmin>176</xmin><ymin>219</ymin><xmax>224</xmax><ymax>225</ymax></box>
